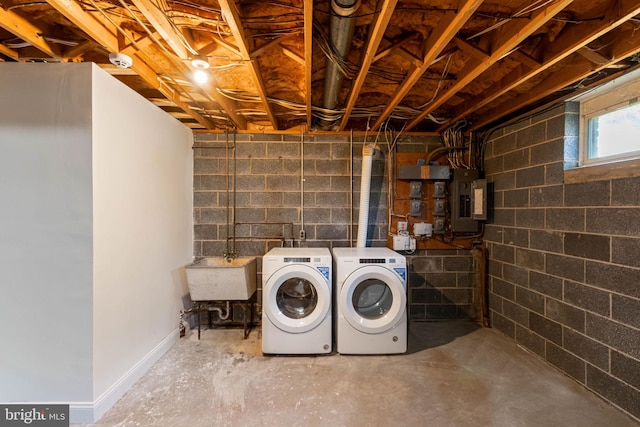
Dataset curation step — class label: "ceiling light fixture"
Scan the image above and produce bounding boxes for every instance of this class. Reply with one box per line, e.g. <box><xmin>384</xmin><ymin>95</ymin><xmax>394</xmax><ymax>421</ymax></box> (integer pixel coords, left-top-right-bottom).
<box><xmin>191</xmin><ymin>55</ymin><xmax>210</xmax><ymax>69</ymax></box>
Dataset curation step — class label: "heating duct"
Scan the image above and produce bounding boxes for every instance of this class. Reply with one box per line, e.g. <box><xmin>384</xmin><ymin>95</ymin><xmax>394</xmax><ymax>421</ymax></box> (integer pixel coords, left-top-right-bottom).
<box><xmin>325</xmin><ymin>0</ymin><xmax>371</xmax><ymax>247</ymax></box>
<box><xmin>356</xmin><ymin>145</ymin><xmax>374</xmax><ymax>247</ymax></box>
<box><xmin>323</xmin><ymin>0</ymin><xmax>360</xmax><ymax>124</ymax></box>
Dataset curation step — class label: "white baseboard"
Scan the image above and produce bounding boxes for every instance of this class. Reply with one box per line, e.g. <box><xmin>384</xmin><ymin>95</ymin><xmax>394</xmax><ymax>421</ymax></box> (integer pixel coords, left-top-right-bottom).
<box><xmin>69</xmin><ymin>329</ymin><xmax>179</xmax><ymax>424</ymax></box>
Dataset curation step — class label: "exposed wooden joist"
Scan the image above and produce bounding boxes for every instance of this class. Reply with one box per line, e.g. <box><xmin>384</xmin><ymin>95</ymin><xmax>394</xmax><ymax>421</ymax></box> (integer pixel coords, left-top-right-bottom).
<box><xmin>406</xmin><ymin>0</ymin><xmax>573</xmax><ymax>131</ymax></box>
<box><xmin>372</xmin><ymin>0</ymin><xmax>483</xmax><ymax>131</ymax></box>
<box><xmin>304</xmin><ymin>0</ymin><xmax>313</xmax><ymax>128</ymax></box>
<box><xmin>338</xmin><ymin>0</ymin><xmax>398</xmax><ymax>131</ymax></box>
<box><xmin>453</xmin><ymin>35</ymin><xmax>489</xmax><ymax>60</ymax></box>
<box><xmin>510</xmin><ymin>49</ymin><xmax>541</xmax><ymax>69</ymax></box>
<box><xmin>218</xmin><ymin>0</ymin><xmax>279</xmax><ymax>130</ymax></box>
<box><xmin>577</xmin><ymin>46</ymin><xmax>611</xmax><ymax>65</ymax></box>
<box><xmin>200</xmin><ymin>36</ymin><xmax>242</xmax><ymax>57</ymax></box>
<box><xmin>130</xmin><ymin>0</ymin><xmax>191</xmax><ymax>59</ymax></box>
<box><xmin>250</xmin><ymin>34</ymin><xmax>296</xmax><ymax>58</ymax></box>
<box><xmin>63</xmin><ymin>40</ymin><xmax>98</xmax><ymax>61</ymax></box>
<box><xmin>0</xmin><ymin>43</ymin><xmax>19</xmax><ymax>60</ymax></box>
<box><xmin>0</xmin><ymin>7</ymin><xmax>62</xmax><ymax>60</ymax></box>
<box><xmin>469</xmin><ymin>24</ymin><xmax>640</xmax><ymax>131</ymax></box>
<box><xmin>44</xmin><ymin>0</ymin><xmax>217</xmax><ymax>129</ymax></box>
<box><xmin>373</xmin><ymin>33</ymin><xmax>421</xmax><ymax>63</ymax></box>
<box><xmin>439</xmin><ymin>0</ymin><xmax>640</xmax><ymax>131</ymax></box>
<box><xmin>127</xmin><ymin>0</ymin><xmax>249</xmax><ymax>128</ymax></box>
<box><xmin>281</xmin><ymin>47</ymin><xmax>304</xmax><ymax>66</ymax></box>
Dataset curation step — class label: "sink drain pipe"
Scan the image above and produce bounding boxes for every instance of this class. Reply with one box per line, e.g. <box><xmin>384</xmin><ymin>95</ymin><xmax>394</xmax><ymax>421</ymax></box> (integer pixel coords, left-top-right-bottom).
<box><xmin>208</xmin><ymin>301</ymin><xmax>231</xmax><ymax>320</ymax></box>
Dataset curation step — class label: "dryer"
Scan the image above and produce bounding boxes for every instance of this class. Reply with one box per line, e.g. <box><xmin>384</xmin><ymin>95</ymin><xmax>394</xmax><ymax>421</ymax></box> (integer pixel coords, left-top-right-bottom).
<box><xmin>262</xmin><ymin>247</ymin><xmax>332</xmax><ymax>354</ymax></box>
<box><xmin>333</xmin><ymin>247</ymin><xmax>407</xmax><ymax>354</ymax></box>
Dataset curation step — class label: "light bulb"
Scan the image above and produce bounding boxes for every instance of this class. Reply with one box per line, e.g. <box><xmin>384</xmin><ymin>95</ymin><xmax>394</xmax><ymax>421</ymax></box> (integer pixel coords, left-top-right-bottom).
<box><xmin>194</xmin><ymin>69</ymin><xmax>208</xmax><ymax>84</ymax></box>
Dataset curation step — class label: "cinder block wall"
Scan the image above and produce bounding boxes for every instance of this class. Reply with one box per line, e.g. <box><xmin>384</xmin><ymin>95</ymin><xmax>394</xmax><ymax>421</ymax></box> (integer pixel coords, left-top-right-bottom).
<box><xmin>484</xmin><ymin>103</ymin><xmax>640</xmax><ymax>421</ymax></box>
<box><xmin>193</xmin><ymin>132</ymin><xmax>479</xmax><ymax>321</ymax></box>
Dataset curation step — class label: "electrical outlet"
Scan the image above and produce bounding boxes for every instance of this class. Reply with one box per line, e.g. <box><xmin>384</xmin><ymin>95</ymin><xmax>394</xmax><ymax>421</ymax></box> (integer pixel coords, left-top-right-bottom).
<box><xmin>434</xmin><ymin>218</ymin><xmax>445</xmax><ymax>234</ymax></box>
<box><xmin>299</xmin><ymin>229</ymin><xmax>306</xmax><ymax>240</ymax></box>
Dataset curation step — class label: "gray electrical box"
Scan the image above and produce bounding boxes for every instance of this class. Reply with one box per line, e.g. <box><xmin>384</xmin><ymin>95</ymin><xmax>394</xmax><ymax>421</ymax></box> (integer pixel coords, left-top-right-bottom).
<box><xmin>450</xmin><ymin>169</ymin><xmax>479</xmax><ymax>233</ymax></box>
<box><xmin>399</xmin><ymin>165</ymin><xmax>450</xmax><ymax>180</ymax></box>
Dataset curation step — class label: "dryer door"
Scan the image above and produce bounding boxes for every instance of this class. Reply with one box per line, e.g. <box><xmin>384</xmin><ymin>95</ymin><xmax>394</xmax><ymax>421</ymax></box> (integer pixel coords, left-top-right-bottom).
<box><xmin>264</xmin><ymin>264</ymin><xmax>330</xmax><ymax>334</ymax></box>
<box><xmin>339</xmin><ymin>265</ymin><xmax>406</xmax><ymax>334</ymax></box>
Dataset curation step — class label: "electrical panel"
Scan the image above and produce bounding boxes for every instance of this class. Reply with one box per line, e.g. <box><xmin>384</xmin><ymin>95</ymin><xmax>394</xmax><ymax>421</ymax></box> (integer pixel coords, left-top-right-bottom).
<box><xmin>389</xmin><ymin>153</ymin><xmax>484</xmax><ymax>250</ymax></box>
<box><xmin>471</xmin><ymin>179</ymin><xmax>487</xmax><ymax>220</ymax></box>
<box><xmin>450</xmin><ymin>169</ymin><xmax>479</xmax><ymax>232</ymax></box>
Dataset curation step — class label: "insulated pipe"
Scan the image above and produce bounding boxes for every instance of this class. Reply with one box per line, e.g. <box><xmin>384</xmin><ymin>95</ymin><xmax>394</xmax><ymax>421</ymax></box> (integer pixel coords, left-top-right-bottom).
<box><xmin>323</xmin><ymin>0</ymin><xmax>361</xmax><ymax>116</ymax></box>
<box><xmin>356</xmin><ymin>145</ymin><xmax>374</xmax><ymax>247</ymax></box>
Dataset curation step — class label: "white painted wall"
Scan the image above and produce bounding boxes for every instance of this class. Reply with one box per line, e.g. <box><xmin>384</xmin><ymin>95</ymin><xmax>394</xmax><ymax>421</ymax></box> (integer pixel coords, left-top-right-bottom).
<box><xmin>0</xmin><ymin>63</ymin><xmax>193</xmax><ymax>423</ymax></box>
<box><xmin>0</xmin><ymin>63</ymin><xmax>94</xmax><ymax>402</ymax></box>
<box><xmin>91</xmin><ymin>65</ymin><xmax>193</xmax><ymax>419</ymax></box>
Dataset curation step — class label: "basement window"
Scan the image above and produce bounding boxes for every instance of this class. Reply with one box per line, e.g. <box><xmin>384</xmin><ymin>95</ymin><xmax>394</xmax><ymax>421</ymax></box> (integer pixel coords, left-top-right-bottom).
<box><xmin>578</xmin><ymin>71</ymin><xmax>640</xmax><ymax>167</ymax></box>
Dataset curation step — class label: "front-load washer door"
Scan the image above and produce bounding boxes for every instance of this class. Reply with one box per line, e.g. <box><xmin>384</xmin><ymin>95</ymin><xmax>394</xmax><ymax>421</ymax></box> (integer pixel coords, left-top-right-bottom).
<box><xmin>339</xmin><ymin>265</ymin><xmax>406</xmax><ymax>334</ymax></box>
<box><xmin>264</xmin><ymin>264</ymin><xmax>330</xmax><ymax>334</ymax></box>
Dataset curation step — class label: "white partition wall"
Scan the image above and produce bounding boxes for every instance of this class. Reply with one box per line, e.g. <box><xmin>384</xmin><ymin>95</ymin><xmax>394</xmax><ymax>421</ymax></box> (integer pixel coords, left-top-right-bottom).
<box><xmin>0</xmin><ymin>63</ymin><xmax>193</xmax><ymax>423</ymax></box>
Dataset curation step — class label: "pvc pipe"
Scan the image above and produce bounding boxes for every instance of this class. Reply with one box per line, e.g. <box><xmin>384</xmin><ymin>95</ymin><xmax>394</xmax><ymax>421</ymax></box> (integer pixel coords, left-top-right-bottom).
<box><xmin>356</xmin><ymin>145</ymin><xmax>374</xmax><ymax>247</ymax></box>
<box><xmin>208</xmin><ymin>301</ymin><xmax>231</xmax><ymax>320</ymax></box>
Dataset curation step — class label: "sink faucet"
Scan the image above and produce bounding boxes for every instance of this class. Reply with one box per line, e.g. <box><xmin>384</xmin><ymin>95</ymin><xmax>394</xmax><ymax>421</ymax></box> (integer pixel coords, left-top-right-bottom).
<box><xmin>223</xmin><ymin>253</ymin><xmax>237</xmax><ymax>262</ymax></box>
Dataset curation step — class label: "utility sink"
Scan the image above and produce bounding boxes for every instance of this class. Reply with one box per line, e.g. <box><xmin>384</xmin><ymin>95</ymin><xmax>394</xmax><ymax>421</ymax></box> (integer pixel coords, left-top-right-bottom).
<box><xmin>185</xmin><ymin>257</ymin><xmax>257</xmax><ymax>301</ymax></box>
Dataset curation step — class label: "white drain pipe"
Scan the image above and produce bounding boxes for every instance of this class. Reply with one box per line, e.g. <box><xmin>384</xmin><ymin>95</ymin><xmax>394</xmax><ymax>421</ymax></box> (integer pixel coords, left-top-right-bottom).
<box><xmin>356</xmin><ymin>145</ymin><xmax>374</xmax><ymax>247</ymax></box>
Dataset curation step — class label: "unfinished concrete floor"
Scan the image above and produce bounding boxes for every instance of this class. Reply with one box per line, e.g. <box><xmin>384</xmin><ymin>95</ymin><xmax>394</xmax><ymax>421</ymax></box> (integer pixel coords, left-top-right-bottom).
<box><xmin>79</xmin><ymin>322</ymin><xmax>638</xmax><ymax>426</ymax></box>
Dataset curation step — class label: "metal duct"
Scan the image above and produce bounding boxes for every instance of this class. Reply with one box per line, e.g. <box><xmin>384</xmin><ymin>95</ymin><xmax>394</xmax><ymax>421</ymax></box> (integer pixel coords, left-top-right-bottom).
<box><xmin>323</xmin><ymin>0</ymin><xmax>361</xmax><ymax>121</ymax></box>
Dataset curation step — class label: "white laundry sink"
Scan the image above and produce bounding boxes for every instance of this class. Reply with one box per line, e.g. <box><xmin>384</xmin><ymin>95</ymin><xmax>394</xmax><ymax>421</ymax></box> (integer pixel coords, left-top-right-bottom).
<box><xmin>185</xmin><ymin>257</ymin><xmax>257</xmax><ymax>301</ymax></box>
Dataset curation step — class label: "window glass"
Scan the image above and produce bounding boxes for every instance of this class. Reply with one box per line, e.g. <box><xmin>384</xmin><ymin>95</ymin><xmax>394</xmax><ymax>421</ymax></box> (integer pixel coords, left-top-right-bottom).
<box><xmin>586</xmin><ymin>102</ymin><xmax>640</xmax><ymax>161</ymax></box>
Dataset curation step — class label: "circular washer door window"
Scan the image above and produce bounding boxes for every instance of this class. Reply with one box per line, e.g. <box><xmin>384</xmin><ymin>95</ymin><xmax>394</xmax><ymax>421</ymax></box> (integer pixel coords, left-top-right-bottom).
<box><xmin>276</xmin><ymin>277</ymin><xmax>318</xmax><ymax>319</ymax></box>
<box><xmin>265</xmin><ymin>265</ymin><xmax>330</xmax><ymax>333</ymax></box>
<box><xmin>339</xmin><ymin>266</ymin><xmax>406</xmax><ymax>334</ymax></box>
<box><xmin>352</xmin><ymin>278</ymin><xmax>393</xmax><ymax>319</ymax></box>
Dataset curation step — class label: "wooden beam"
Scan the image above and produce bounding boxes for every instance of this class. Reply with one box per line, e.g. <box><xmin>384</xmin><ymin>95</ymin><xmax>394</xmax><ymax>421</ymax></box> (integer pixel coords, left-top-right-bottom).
<box><xmin>0</xmin><ymin>7</ymin><xmax>62</xmax><ymax>59</ymax></box>
<box><xmin>45</xmin><ymin>0</ymin><xmax>119</xmax><ymax>52</ymax></box>
<box><xmin>406</xmin><ymin>0</ymin><xmax>573</xmax><ymax>131</ymax></box>
<box><xmin>438</xmin><ymin>0</ymin><xmax>640</xmax><ymax>131</ymax></box>
<box><xmin>281</xmin><ymin>47</ymin><xmax>304</xmax><ymax>66</ymax></box>
<box><xmin>250</xmin><ymin>34</ymin><xmax>296</xmax><ymax>58</ymax></box>
<box><xmin>130</xmin><ymin>0</ymin><xmax>191</xmax><ymax>59</ymax></box>
<box><xmin>453</xmin><ymin>36</ymin><xmax>489</xmax><ymax>60</ymax></box>
<box><xmin>0</xmin><ymin>43</ymin><xmax>19</xmax><ymax>60</ymax></box>
<box><xmin>371</xmin><ymin>0</ymin><xmax>483</xmax><ymax>131</ymax></box>
<box><xmin>469</xmin><ymin>24</ymin><xmax>640</xmax><ymax>131</ymax></box>
<box><xmin>338</xmin><ymin>0</ymin><xmax>398</xmax><ymax>131</ymax></box>
<box><xmin>44</xmin><ymin>0</ymin><xmax>218</xmax><ymax>129</ymax></box>
<box><xmin>218</xmin><ymin>0</ymin><xmax>278</xmax><ymax>129</ymax></box>
<box><xmin>373</xmin><ymin>33</ymin><xmax>421</xmax><ymax>63</ymax></box>
<box><xmin>304</xmin><ymin>0</ymin><xmax>313</xmax><ymax>128</ymax></box>
<box><xmin>577</xmin><ymin>46</ymin><xmax>610</xmax><ymax>65</ymax></box>
<box><xmin>62</xmin><ymin>40</ymin><xmax>98</xmax><ymax>61</ymax></box>
<box><xmin>510</xmin><ymin>49</ymin><xmax>541</xmax><ymax>69</ymax></box>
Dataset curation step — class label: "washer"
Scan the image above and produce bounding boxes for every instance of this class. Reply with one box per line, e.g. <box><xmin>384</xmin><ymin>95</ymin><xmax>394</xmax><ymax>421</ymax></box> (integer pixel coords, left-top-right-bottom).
<box><xmin>333</xmin><ymin>247</ymin><xmax>407</xmax><ymax>354</ymax></box>
<box><xmin>262</xmin><ymin>247</ymin><xmax>332</xmax><ymax>354</ymax></box>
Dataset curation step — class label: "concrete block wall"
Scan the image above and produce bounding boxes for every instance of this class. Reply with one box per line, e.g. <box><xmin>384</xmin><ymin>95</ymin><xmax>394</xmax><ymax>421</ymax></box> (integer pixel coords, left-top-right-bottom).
<box><xmin>484</xmin><ymin>103</ymin><xmax>640</xmax><ymax>421</ymax></box>
<box><xmin>192</xmin><ymin>132</ymin><xmax>479</xmax><ymax>321</ymax></box>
